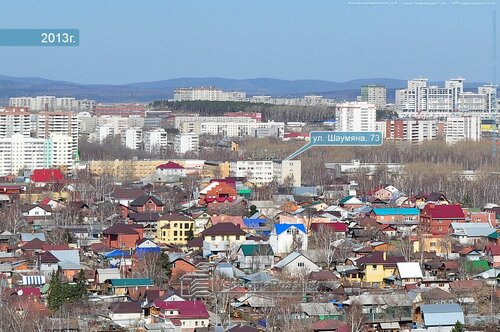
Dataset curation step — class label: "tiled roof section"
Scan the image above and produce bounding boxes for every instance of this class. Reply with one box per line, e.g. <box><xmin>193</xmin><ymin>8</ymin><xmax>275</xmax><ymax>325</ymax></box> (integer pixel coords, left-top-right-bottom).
<box><xmin>108</xmin><ymin>301</ymin><xmax>142</xmax><ymax>314</ymax></box>
<box><xmin>201</xmin><ymin>222</ymin><xmax>246</xmax><ymax>236</ymax></box>
<box><xmin>21</xmin><ymin>238</ymin><xmax>46</xmax><ymax>250</ymax></box>
<box><xmin>210</xmin><ymin>215</ymin><xmax>244</xmax><ymax>227</ymax></box>
<box><xmin>130</xmin><ymin>194</ymin><xmax>164</xmax><ymax>207</ymax></box>
<box><xmin>311</xmin><ymin>319</ymin><xmax>348</xmax><ymax>332</ymax></box>
<box><xmin>152</xmin><ymin>300</ymin><xmax>209</xmax><ymax>319</ymax></box>
<box><xmin>111</xmin><ymin>188</ymin><xmax>145</xmax><ymax>200</ymax></box>
<box><xmin>421</xmin><ymin>288</ymin><xmax>455</xmax><ymax>301</ymax></box>
<box><xmin>449</xmin><ymin>279</ymin><xmax>482</xmax><ymax>290</ymax></box>
<box><xmin>128</xmin><ymin>212</ymin><xmax>161</xmax><ymax>222</ymax></box>
<box><xmin>422</xmin><ymin>204</ymin><xmax>465</xmax><ymax>219</ymax></box>
<box><xmin>186</xmin><ymin>236</ymin><xmax>203</xmax><ymax>248</ymax></box>
<box><xmin>159</xmin><ymin>212</ymin><xmax>193</xmax><ymax>222</ymax></box>
<box><xmin>486</xmin><ymin>244</ymin><xmax>500</xmax><ymax>256</ymax></box>
<box><xmin>103</xmin><ymin>223</ymin><xmax>142</xmax><ymax>235</ymax></box>
<box><xmin>156</xmin><ymin>161</ymin><xmax>184</xmax><ymax>170</ymax></box>
<box><xmin>39</xmin><ymin>251</ymin><xmax>59</xmax><ymax>263</ymax></box>
<box><xmin>308</xmin><ymin>270</ymin><xmax>339</xmax><ymax>281</ymax></box>
<box><xmin>356</xmin><ymin>251</ymin><xmax>405</xmax><ymax>267</ymax></box>
<box><xmin>310</xmin><ymin>222</ymin><xmax>347</xmax><ymax>232</ymax></box>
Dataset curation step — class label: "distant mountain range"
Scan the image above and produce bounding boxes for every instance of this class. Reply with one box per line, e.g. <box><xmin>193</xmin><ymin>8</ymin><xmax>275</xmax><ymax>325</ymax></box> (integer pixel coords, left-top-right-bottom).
<box><xmin>0</xmin><ymin>75</ymin><xmax>489</xmax><ymax>104</ymax></box>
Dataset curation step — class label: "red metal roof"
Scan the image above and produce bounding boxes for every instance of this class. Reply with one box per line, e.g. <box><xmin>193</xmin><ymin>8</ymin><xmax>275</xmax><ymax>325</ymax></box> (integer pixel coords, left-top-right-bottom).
<box><xmin>422</xmin><ymin>204</ymin><xmax>465</xmax><ymax>219</ymax></box>
<box><xmin>30</xmin><ymin>169</ymin><xmax>64</xmax><ymax>183</ymax></box>
<box><xmin>153</xmin><ymin>300</ymin><xmax>209</xmax><ymax>319</ymax></box>
<box><xmin>156</xmin><ymin>161</ymin><xmax>184</xmax><ymax>170</ymax></box>
<box><xmin>310</xmin><ymin>222</ymin><xmax>347</xmax><ymax>232</ymax></box>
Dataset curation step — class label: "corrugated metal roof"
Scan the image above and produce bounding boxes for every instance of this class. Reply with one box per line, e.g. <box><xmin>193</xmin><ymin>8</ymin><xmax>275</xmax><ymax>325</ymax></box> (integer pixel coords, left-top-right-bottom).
<box><xmin>420</xmin><ymin>303</ymin><xmax>464</xmax><ymax>326</ymax></box>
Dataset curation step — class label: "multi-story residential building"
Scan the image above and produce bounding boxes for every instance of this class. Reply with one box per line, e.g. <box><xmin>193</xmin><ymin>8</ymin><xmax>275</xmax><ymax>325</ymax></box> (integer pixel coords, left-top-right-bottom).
<box><xmin>174</xmin><ymin>87</ymin><xmax>246</xmax><ymax>101</ymax></box>
<box><xmin>125</xmin><ymin>127</ymin><xmax>143</xmax><ymax>150</ymax></box>
<box><xmin>175</xmin><ymin>116</ymin><xmax>284</xmax><ymax>138</ymax></box>
<box><xmin>156</xmin><ymin>212</ymin><xmax>194</xmax><ymax>245</ymax></box>
<box><xmin>98</xmin><ymin>126</ymin><xmax>114</xmax><ymax>143</ymax></box>
<box><xmin>0</xmin><ymin>107</ymin><xmax>32</xmax><ymax>138</ymax></box>
<box><xmin>396</xmin><ymin>78</ymin><xmax>498</xmax><ymax>117</ymax></box>
<box><xmin>45</xmin><ymin>133</ymin><xmax>75</xmax><ymax>171</ymax></box>
<box><xmin>230</xmin><ymin>160</ymin><xmax>301</xmax><ymax>187</ymax></box>
<box><xmin>9</xmin><ymin>96</ymin><xmax>95</xmax><ymax>111</ymax></box>
<box><xmin>0</xmin><ymin>134</ymin><xmax>46</xmax><ymax>176</ymax></box>
<box><xmin>174</xmin><ymin>133</ymin><xmax>199</xmax><ymax>154</ymax></box>
<box><xmin>81</xmin><ymin>116</ymin><xmax>145</xmax><ymax>136</ymax></box>
<box><xmin>335</xmin><ymin>102</ymin><xmax>376</xmax><ymax>132</ymax></box>
<box><xmin>385</xmin><ymin>119</ymin><xmax>437</xmax><ymax>143</ymax></box>
<box><xmin>361</xmin><ymin>85</ymin><xmax>387</xmax><ymax>108</ymax></box>
<box><xmin>36</xmin><ymin>112</ymin><xmax>79</xmax><ymax>169</ymax></box>
<box><xmin>144</xmin><ymin>129</ymin><xmax>168</xmax><ymax>154</ymax></box>
<box><xmin>445</xmin><ymin>116</ymin><xmax>481</xmax><ymax>144</ymax></box>
<box><xmin>93</xmin><ymin>103</ymin><xmax>146</xmax><ymax>116</ymax></box>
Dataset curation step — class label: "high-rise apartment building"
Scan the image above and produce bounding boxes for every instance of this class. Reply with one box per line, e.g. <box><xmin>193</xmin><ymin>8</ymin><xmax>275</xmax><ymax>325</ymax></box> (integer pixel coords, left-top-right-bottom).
<box><xmin>445</xmin><ymin>116</ymin><xmax>481</xmax><ymax>144</ymax></box>
<box><xmin>144</xmin><ymin>129</ymin><xmax>168</xmax><ymax>154</ymax></box>
<box><xmin>174</xmin><ymin>87</ymin><xmax>246</xmax><ymax>102</ymax></box>
<box><xmin>361</xmin><ymin>85</ymin><xmax>387</xmax><ymax>108</ymax></box>
<box><xmin>230</xmin><ymin>160</ymin><xmax>301</xmax><ymax>187</ymax></box>
<box><xmin>335</xmin><ymin>102</ymin><xmax>376</xmax><ymax>132</ymax></box>
<box><xmin>0</xmin><ymin>107</ymin><xmax>32</xmax><ymax>138</ymax></box>
<box><xmin>0</xmin><ymin>134</ymin><xmax>47</xmax><ymax>176</ymax></box>
<box><xmin>125</xmin><ymin>127</ymin><xmax>143</xmax><ymax>150</ymax></box>
<box><xmin>396</xmin><ymin>78</ymin><xmax>497</xmax><ymax>117</ymax></box>
<box><xmin>385</xmin><ymin>119</ymin><xmax>437</xmax><ymax>143</ymax></box>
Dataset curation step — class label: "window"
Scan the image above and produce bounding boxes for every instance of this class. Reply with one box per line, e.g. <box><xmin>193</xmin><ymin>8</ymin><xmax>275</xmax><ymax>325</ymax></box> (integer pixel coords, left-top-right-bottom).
<box><xmin>174</xmin><ymin>231</ymin><xmax>178</xmax><ymax>236</ymax></box>
<box><xmin>211</xmin><ymin>236</ymin><xmax>216</xmax><ymax>241</ymax></box>
<box><xmin>184</xmin><ymin>223</ymin><xmax>190</xmax><ymax>229</ymax></box>
<box><xmin>236</xmin><ymin>236</ymin><xmax>240</xmax><ymax>240</ymax></box>
<box><xmin>430</xmin><ymin>242</ymin><xmax>436</xmax><ymax>247</ymax></box>
<box><xmin>298</xmin><ymin>262</ymin><xmax>305</xmax><ymax>267</ymax></box>
<box><xmin>372</xmin><ymin>265</ymin><xmax>377</xmax><ymax>269</ymax></box>
<box><xmin>437</xmin><ymin>227</ymin><xmax>442</xmax><ymax>232</ymax></box>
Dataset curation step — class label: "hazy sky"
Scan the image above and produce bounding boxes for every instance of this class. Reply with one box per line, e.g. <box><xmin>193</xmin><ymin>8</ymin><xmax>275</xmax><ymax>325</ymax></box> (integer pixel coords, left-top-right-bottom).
<box><xmin>0</xmin><ymin>0</ymin><xmax>497</xmax><ymax>84</ymax></box>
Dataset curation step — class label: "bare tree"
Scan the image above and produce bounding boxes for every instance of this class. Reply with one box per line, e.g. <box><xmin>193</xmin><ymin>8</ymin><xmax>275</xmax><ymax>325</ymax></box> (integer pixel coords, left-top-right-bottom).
<box><xmin>346</xmin><ymin>301</ymin><xmax>366</xmax><ymax>332</ymax></box>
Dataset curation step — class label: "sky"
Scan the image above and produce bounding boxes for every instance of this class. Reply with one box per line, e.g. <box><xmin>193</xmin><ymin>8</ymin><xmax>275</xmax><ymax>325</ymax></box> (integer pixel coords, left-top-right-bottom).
<box><xmin>0</xmin><ymin>0</ymin><xmax>497</xmax><ymax>84</ymax></box>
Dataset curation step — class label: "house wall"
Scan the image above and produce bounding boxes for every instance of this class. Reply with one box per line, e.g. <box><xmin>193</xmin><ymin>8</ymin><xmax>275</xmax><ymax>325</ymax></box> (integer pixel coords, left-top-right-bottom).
<box><xmin>280</xmin><ymin>256</ymin><xmax>320</xmax><ymax>276</ymax></box>
<box><xmin>270</xmin><ymin>230</ymin><xmax>308</xmax><ymax>255</ymax></box>
<box><xmin>109</xmin><ymin>312</ymin><xmax>142</xmax><ymax>327</ymax></box>
<box><xmin>156</xmin><ymin>219</ymin><xmax>194</xmax><ymax>245</ymax></box>
<box><xmin>363</xmin><ymin>264</ymin><xmax>396</xmax><ymax>283</ymax></box>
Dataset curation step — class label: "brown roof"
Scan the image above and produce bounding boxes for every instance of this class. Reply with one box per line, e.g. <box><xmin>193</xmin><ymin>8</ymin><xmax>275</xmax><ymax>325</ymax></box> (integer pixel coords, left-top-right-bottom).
<box><xmin>130</xmin><ymin>194</ymin><xmax>164</xmax><ymax>207</ymax></box>
<box><xmin>421</xmin><ymin>288</ymin><xmax>455</xmax><ymax>301</ymax></box>
<box><xmin>21</xmin><ymin>238</ymin><xmax>46</xmax><ymax>250</ymax></box>
<box><xmin>103</xmin><ymin>223</ymin><xmax>142</xmax><ymax>235</ymax></box>
<box><xmin>159</xmin><ymin>211</ymin><xmax>193</xmax><ymax>222</ymax></box>
<box><xmin>108</xmin><ymin>301</ymin><xmax>142</xmax><ymax>314</ymax></box>
<box><xmin>356</xmin><ymin>251</ymin><xmax>405</xmax><ymax>267</ymax></box>
<box><xmin>308</xmin><ymin>270</ymin><xmax>339</xmax><ymax>281</ymax></box>
<box><xmin>201</xmin><ymin>222</ymin><xmax>246</xmax><ymax>236</ymax></box>
<box><xmin>311</xmin><ymin>319</ymin><xmax>348</xmax><ymax>332</ymax></box>
<box><xmin>39</xmin><ymin>251</ymin><xmax>59</xmax><ymax>263</ymax></box>
<box><xmin>111</xmin><ymin>188</ymin><xmax>145</xmax><ymax>200</ymax></box>
<box><xmin>186</xmin><ymin>236</ymin><xmax>203</xmax><ymax>248</ymax></box>
<box><xmin>449</xmin><ymin>279</ymin><xmax>483</xmax><ymax>290</ymax></box>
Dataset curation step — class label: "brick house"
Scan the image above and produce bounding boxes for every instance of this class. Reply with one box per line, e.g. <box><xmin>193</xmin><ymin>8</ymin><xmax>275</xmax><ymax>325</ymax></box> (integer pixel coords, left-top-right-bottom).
<box><xmin>129</xmin><ymin>194</ymin><xmax>164</xmax><ymax>213</ymax></box>
<box><xmin>420</xmin><ymin>204</ymin><xmax>465</xmax><ymax>235</ymax></box>
<box><xmin>103</xmin><ymin>223</ymin><xmax>144</xmax><ymax>249</ymax></box>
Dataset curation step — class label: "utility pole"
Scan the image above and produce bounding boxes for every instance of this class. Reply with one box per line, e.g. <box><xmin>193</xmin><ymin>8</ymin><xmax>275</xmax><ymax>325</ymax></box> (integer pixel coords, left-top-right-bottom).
<box><xmin>492</xmin><ymin>9</ymin><xmax>498</xmax><ymax>159</ymax></box>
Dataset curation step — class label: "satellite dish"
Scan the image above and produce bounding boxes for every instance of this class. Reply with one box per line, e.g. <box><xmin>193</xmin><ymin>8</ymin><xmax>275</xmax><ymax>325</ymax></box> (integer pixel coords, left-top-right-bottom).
<box><xmin>17</xmin><ymin>289</ymin><xmax>23</xmax><ymax>296</ymax></box>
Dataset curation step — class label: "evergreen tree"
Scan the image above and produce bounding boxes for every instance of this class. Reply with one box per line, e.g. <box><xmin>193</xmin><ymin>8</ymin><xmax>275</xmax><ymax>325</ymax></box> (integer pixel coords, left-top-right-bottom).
<box><xmin>246</xmin><ymin>205</ymin><xmax>258</xmax><ymax>217</ymax></box>
<box><xmin>450</xmin><ymin>321</ymin><xmax>464</xmax><ymax>332</ymax></box>
<box><xmin>74</xmin><ymin>269</ymin><xmax>88</xmax><ymax>301</ymax></box>
<box><xmin>47</xmin><ymin>270</ymin><xmax>64</xmax><ymax>310</ymax></box>
<box><xmin>160</xmin><ymin>251</ymin><xmax>172</xmax><ymax>277</ymax></box>
<box><xmin>186</xmin><ymin>224</ymin><xmax>194</xmax><ymax>242</ymax></box>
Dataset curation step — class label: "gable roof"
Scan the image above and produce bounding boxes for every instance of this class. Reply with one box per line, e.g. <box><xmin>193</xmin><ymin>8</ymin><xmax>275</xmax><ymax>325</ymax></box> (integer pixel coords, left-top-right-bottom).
<box><xmin>111</xmin><ymin>188</ymin><xmax>145</xmax><ymax>200</ymax></box>
<box><xmin>339</xmin><ymin>195</ymin><xmax>362</xmax><ymax>205</ymax></box>
<box><xmin>130</xmin><ymin>194</ymin><xmax>164</xmax><ymax>207</ymax></box>
<box><xmin>201</xmin><ymin>222</ymin><xmax>246</xmax><ymax>236</ymax></box>
<box><xmin>420</xmin><ymin>303</ymin><xmax>464</xmax><ymax>326</ymax></box>
<box><xmin>156</xmin><ymin>161</ymin><xmax>184</xmax><ymax>170</ymax></box>
<box><xmin>423</xmin><ymin>204</ymin><xmax>465</xmax><ymax>219</ymax></box>
<box><xmin>21</xmin><ymin>238</ymin><xmax>46</xmax><ymax>250</ymax></box>
<box><xmin>239</xmin><ymin>243</ymin><xmax>273</xmax><ymax>256</ymax></box>
<box><xmin>274</xmin><ymin>223</ymin><xmax>306</xmax><ymax>235</ymax></box>
<box><xmin>152</xmin><ymin>300</ymin><xmax>209</xmax><ymax>319</ymax></box>
<box><xmin>356</xmin><ymin>251</ymin><xmax>405</xmax><ymax>267</ymax></box>
<box><xmin>274</xmin><ymin>252</ymin><xmax>316</xmax><ymax>269</ymax></box>
<box><xmin>39</xmin><ymin>251</ymin><xmax>59</xmax><ymax>263</ymax></box>
<box><xmin>103</xmin><ymin>223</ymin><xmax>141</xmax><ymax>235</ymax></box>
<box><xmin>310</xmin><ymin>222</ymin><xmax>347</xmax><ymax>232</ymax></box>
<box><xmin>159</xmin><ymin>211</ymin><xmax>193</xmax><ymax>222</ymax></box>
<box><xmin>108</xmin><ymin>301</ymin><xmax>142</xmax><ymax>314</ymax></box>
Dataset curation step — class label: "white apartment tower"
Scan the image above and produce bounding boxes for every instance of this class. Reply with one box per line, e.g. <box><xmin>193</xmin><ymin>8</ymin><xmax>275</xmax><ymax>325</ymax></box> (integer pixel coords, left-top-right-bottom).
<box><xmin>445</xmin><ymin>116</ymin><xmax>481</xmax><ymax>144</ymax></box>
<box><xmin>0</xmin><ymin>134</ymin><xmax>46</xmax><ymax>176</ymax></box>
<box><xmin>174</xmin><ymin>133</ymin><xmax>199</xmax><ymax>154</ymax></box>
<box><xmin>144</xmin><ymin>129</ymin><xmax>168</xmax><ymax>154</ymax></box>
<box><xmin>230</xmin><ymin>160</ymin><xmax>301</xmax><ymax>187</ymax></box>
<box><xmin>125</xmin><ymin>127</ymin><xmax>143</xmax><ymax>150</ymax></box>
<box><xmin>0</xmin><ymin>107</ymin><xmax>32</xmax><ymax>138</ymax></box>
<box><xmin>361</xmin><ymin>85</ymin><xmax>387</xmax><ymax>108</ymax></box>
<box><xmin>335</xmin><ymin>102</ymin><xmax>376</xmax><ymax>132</ymax></box>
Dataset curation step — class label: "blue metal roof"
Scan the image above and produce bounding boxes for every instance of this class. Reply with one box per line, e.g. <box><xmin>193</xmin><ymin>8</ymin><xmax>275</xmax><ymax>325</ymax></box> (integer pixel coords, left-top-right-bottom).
<box><xmin>243</xmin><ymin>218</ymin><xmax>267</xmax><ymax>228</ymax></box>
<box><xmin>372</xmin><ymin>208</ymin><xmax>419</xmax><ymax>216</ymax></box>
<box><xmin>420</xmin><ymin>303</ymin><xmax>464</xmax><ymax>326</ymax></box>
<box><xmin>275</xmin><ymin>223</ymin><xmax>306</xmax><ymax>235</ymax></box>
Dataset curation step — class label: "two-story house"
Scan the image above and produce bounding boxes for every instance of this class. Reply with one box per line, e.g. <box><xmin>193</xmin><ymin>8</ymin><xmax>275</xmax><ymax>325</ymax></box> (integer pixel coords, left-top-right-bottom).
<box><xmin>103</xmin><ymin>223</ymin><xmax>144</xmax><ymax>249</ymax></box>
<box><xmin>269</xmin><ymin>223</ymin><xmax>308</xmax><ymax>255</ymax></box>
<box><xmin>150</xmin><ymin>300</ymin><xmax>209</xmax><ymax>329</ymax></box>
<box><xmin>200</xmin><ymin>222</ymin><xmax>246</xmax><ymax>258</ymax></box>
<box><xmin>129</xmin><ymin>194</ymin><xmax>164</xmax><ymax>213</ymax></box>
<box><xmin>369</xmin><ymin>208</ymin><xmax>420</xmax><ymax>224</ymax></box>
<box><xmin>348</xmin><ymin>251</ymin><xmax>405</xmax><ymax>284</ymax></box>
<box><xmin>420</xmin><ymin>204</ymin><xmax>465</xmax><ymax>235</ymax></box>
<box><xmin>156</xmin><ymin>212</ymin><xmax>194</xmax><ymax>245</ymax></box>
<box><xmin>236</xmin><ymin>243</ymin><xmax>274</xmax><ymax>272</ymax></box>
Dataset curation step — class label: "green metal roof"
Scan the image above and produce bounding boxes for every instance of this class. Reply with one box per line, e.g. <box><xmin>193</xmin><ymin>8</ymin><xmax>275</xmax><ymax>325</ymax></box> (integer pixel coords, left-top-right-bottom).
<box><xmin>108</xmin><ymin>278</ymin><xmax>153</xmax><ymax>287</ymax></box>
<box><xmin>464</xmin><ymin>260</ymin><xmax>489</xmax><ymax>273</ymax></box>
<box><xmin>488</xmin><ymin>231</ymin><xmax>500</xmax><ymax>239</ymax></box>
<box><xmin>339</xmin><ymin>196</ymin><xmax>355</xmax><ymax>204</ymax></box>
<box><xmin>240</xmin><ymin>243</ymin><xmax>273</xmax><ymax>256</ymax></box>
